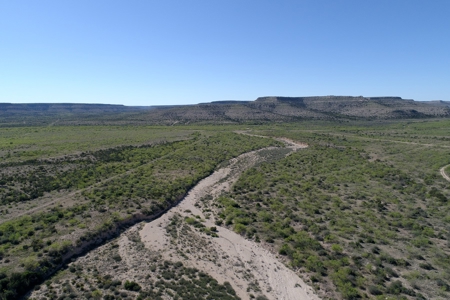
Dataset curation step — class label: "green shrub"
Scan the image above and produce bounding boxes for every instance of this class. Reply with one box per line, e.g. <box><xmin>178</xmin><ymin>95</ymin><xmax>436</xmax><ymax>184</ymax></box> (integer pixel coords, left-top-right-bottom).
<box><xmin>124</xmin><ymin>280</ymin><xmax>141</xmax><ymax>291</ymax></box>
<box><xmin>234</xmin><ymin>223</ymin><xmax>246</xmax><ymax>235</ymax></box>
<box><xmin>331</xmin><ymin>244</ymin><xmax>343</xmax><ymax>253</ymax></box>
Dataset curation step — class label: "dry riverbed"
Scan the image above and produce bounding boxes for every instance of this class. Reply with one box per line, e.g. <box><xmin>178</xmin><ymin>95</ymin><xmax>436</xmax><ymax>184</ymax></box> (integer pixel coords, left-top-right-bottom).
<box><xmin>29</xmin><ymin>139</ymin><xmax>317</xmax><ymax>300</ymax></box>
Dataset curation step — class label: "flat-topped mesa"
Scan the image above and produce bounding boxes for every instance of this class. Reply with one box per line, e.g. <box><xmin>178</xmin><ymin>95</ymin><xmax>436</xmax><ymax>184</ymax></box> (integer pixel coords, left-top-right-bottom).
<box><xmin>255</xmin><ymin>96</ymin><xmax>404</xmax><ymax>103</ymax></box>
<box><xmin>199</xmin><ymin>100</ymin><xmax>252</xmax><ymax>105</ymax></box>
<box><xmin>367</xmin><ymin>96</ymin><xmax>403</xmax><ymax>101</ymax></box>
<box><xmin>255</xmin><ymin>96</ymin><xmax>301</xmax><ymax>103</ymax></box>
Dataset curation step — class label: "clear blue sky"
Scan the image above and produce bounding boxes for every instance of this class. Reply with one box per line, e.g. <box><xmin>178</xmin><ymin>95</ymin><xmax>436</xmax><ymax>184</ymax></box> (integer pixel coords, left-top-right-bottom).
<box><xmin>1</xmin><ymin>1</ymin><xmax>449</xmax><ymax>105</ymax></box>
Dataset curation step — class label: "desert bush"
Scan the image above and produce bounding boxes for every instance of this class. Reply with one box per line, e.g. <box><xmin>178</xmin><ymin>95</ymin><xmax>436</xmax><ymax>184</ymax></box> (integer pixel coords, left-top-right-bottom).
<box><xmin>124</xmin><ymin>280</ymin><xmax>141</xmax><ymax>291</ymax></box>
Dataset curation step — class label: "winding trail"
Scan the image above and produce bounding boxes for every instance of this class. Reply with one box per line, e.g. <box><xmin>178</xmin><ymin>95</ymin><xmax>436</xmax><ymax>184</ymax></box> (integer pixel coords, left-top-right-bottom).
<box><xmin>140</xmin><ymin>137</ymin><xmax>318</xmax><ymax>300</ymax></box>
<box><xmin>441</xmin><ymin>164</ymin><xmax>450</xmax><ymax>182</ymax></box>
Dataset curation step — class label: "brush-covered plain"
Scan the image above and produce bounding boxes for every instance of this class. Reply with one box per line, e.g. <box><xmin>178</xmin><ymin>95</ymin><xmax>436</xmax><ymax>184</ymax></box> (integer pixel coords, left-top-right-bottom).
<box><xmin>0</xmin><ymin>119</ymin><xmax>449</xmax><ymax>300</ymax></box>
<box><xmin>216</xmin><ymin>119</ymin><xmax>450</xmax><ymax>299</ymax></box>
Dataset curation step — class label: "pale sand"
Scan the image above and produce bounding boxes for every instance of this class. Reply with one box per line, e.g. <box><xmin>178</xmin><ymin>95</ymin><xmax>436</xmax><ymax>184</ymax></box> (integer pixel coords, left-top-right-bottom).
<box><xmin>140</xmin><ymin>140</ymin><xmax>319</xmax><ymax>300</ymax></box>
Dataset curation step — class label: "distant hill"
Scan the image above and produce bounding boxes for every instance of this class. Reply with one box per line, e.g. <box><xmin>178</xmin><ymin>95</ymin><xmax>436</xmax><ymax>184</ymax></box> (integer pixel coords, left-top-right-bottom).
<box><xmin>0</xmin><ymin>103</ymin><xmax>152</xmax><ymax>126</ymax></box>
<box><xmin>418</xmin><ymin>100</ymin><xmax>450</xmax><ymax>108</ymax></box>
<box><xmin>0</xmin><ymin>103</ymin><xmax>151</xmax><ymax>116</ymax></box>
<box><xmin>1</xmin><ymin>96</ymin><xmax>449</xmax><ymax>126</ymax></box>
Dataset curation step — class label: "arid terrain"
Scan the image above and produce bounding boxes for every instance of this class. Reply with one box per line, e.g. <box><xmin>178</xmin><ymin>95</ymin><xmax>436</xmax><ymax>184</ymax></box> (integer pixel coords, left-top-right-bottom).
<box><xmin>1</xmin><ymin>102</ymin><xmax>449</xmax><ymax>300</ymax></box>
<box><xmin>28</xmin><ymin>138</ymin><xmax>317</xmax><ymax>300</ymax></box>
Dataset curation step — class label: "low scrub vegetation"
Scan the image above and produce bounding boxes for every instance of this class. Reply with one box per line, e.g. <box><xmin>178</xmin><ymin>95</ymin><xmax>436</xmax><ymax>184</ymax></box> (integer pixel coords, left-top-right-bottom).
<box><xmin>216</xmin><ymin>120</ymin><xmax>450</xmax><ymax>299</ymax></box>
<box><xmin>1</xmin><ymin>119</ymin><xmax>449</xmax><ymax>299</ymax></box>
<box><xmin>0</xmin><ymin>129</ymin><xmax>279</xmax><ymax>299</ymax></box>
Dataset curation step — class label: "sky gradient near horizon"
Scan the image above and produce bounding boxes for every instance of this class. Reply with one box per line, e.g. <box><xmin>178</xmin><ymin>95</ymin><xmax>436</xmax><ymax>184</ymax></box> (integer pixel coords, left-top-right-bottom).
<box><xmin>1</xmin><ymin>1</ymin><xmax>449</xmax><ymax>106</ymax></box>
